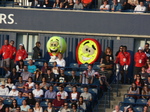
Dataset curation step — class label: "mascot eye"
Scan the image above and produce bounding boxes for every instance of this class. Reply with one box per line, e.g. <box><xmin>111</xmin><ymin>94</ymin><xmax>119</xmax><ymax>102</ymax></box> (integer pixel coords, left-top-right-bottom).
<box><xmin>82</xmin><ymin>45</ymin><xmax>89</xmax><ymax>53</ymax></box>
<box><xmin>88</xmin><ymin>48</ymin><xmax>95</xmax><ymax>55</ymax></box>
<box><xmin>51</xmin><ymin>44</ymin><xmax>53</xmax><ymax>46</ymax></box>
<box><xmin>54</xmin><ymin>44</ymin><xmax>56</xmax><ymax>46</ymax></box>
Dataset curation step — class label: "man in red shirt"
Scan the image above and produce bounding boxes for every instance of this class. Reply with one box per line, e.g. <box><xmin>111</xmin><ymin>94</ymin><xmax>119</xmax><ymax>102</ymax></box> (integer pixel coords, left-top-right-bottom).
<box><xmin>52</xmin><ymin>93</ymin><xmax>64</xmax><ymax>108</ymax></box>
<box><xmin>117</xmin><ymin>46</ymin><xmax>131</xmax><ymax>84</ymax></box>
<box><xmin>134</xmin><ymin>47</ymin><xmax>147</xmax><ymax>74</ymax></box>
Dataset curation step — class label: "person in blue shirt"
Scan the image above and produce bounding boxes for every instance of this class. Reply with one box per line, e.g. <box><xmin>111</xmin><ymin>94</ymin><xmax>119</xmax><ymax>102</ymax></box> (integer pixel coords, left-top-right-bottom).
<box><xmin>15</xmin><ymin>91</ymin><xmax>25</xmax><ymax>105</ymax></box>
<box><xmin>111</xmin><ymin>0</ymin><xmax>122</xmax><ymax>12</ymax></box>
<box><xmin>28</xmin><ymin>59</ymin><xmax>36</xmax><ymax>74</ymax></box>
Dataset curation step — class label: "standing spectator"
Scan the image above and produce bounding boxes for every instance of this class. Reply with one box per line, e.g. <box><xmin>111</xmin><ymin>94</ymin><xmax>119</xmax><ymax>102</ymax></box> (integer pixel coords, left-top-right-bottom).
<box><xmin>59</xmin><ymin>102</ymin><xmax>72</xmax><ymax>111</ymax></box>
<box><xmin>144</xmin><ymin>43</ymin><xmax>150</xmax><ymax>58</ymax></box>
<box><xmin>41</xmin><ymin>62</ymin><xmax>50</xmax><ymax>74</ymax></box>
<box><xmin>15</xmin><ymin>43</ymin><xmax>28</xmax><ymax>62</ymax></box>
<box><xmin>0</xmin><ymin>81</ymin><xmax>9</xmax><ymax>96</ymax></box>
<box><xmin>33</xmin><ymin>101</ymin><xmax>43</xmax><ymax>112</ymax></box>
<box><xmin>9</xmin><ymin>99</ymin><xmax>18</xmax><ymax>112</ymax></box>
<box><xmin>44</xmin><ymin>85</ymin><xmax>56</xmax><ymax>99</ymax></box>
<box><xmin>57</xmin><ymin>86</ymin><xmax>68</xmax><ymax>100</ymax></box>
<box><xmin>101</xmin><ymin>47</ymin><xmax>114</xmax><ymax>64</ymax></box>
<box><xmin>80</xmin><ymin>87</ymin><xmax>92</xmax><ymax>101</ymax></box>
<box><xmin>28</xmin><ymin>59</ymin><xmax>37</xmax><ymax>74</ymax></box>
<box><xmin>16</xmin><ymin>91</ymin><xmax>25</xmax><ymax>105</ymax></box>
<box><xmin>52</xmin><ymin>94</ymin><xmax>65</xmax><ymax>107</ymax></box>
<box><xmin>8</xmin><ymin>86</ymin><xmax>19</xmax><ymax>96</ymax></box>
<box><xmin>81</xmin><ymin>0</ymin><xmax>92</xmax><ymax>9</ymax></box>
<box><xmin>15</xmin><ymin>76</ymin><xmax>26</xmax><ymax>89</ymax></box>
<box><xmin>16</xmin><ymin>60</ymin><xmax>24</xmax><ymax>74</ymax></box>
<box><xmin>45</xmin><ymin>101</ymin><xmax>55</xmax><ymax>112</ymax></box>
<box><xmin>9</xmin><ymin>40</ymin><xmax>17</xmax><ymax>71</ymax></box>
<box><xmin>32</xmin><ymin>83</ymin><xmax>44</xmax><ymax>98</ymax></box>
<box><xmin>77</xmin><ymin>96</ymin><xmax>86</xmax><ymax>111</ymax></box>
<box><xmin>127</xmin><ymin>0</ymin><xmax>139</xmax><ymax>10</ymax></box>
<box><xmin>117</xmin><ymin>46</ymin><xmax>131</xmax><ymax>83</ymax></box>
<box><xmin>73</xmin><ymin>0</ymin><xmax>83</xmax><ymax>9</ymax></box>
<box><xmin>111</xmin><ymin>0</ymin><xmax>122</xmax><ymax>11</ymax></box>
<box><xmin>100</xmin><ymin>0</ymin><xmax>110</xmax><ymax>11</ymax></box>
<box><xmin>65</xmin><ymin>0</ymin><xmax>74</xmax><ymax>9</ymax></box>
<box><xmin>21</xmin><ymin>66</ymin><xmax>32</xmax><ymax>81</ymax></box>
<box><xmin>112</xmin><ymin>105</ymin><xmax>123</xmax><ymax>112</ymax></box>
<box><xmin>134</xmin><ymin>1</ymin><xmax>146</xmax><ymax>13</ymax></box>
<box><xmin>134</xmin><ymin>47</ymin><xmax>147</xmax><ymax>74</ymax></box>
<box><xmin>32</xmin><ymin>41</ymin><xmax>42</xmax><ymax>60</ymax></box>
<box><xmin>26</xmin><ymin>92</ymin><xmax>36</xmax><ymax>105</ymax></box>
<box><xmin>34</xmin><ymin>69</ymin><xmax>43</xmax><ymax>82</ymax></box>
<box><xmin>40</xmin><ymin>77</ymin><xmax>50</xmax><ymax>90</ymax></box>
<box><xmin>45</xmin><ymin>68</ymin><xmax>55</xmax><ymax>82</ymax></box>
<box><xmin>55</xmin><ymin>53</ymin><xmax>66</xmax><ymax>67</ymax></box>
<box><xmin>20</xmin><ymin>100</ymin><xmax>30</xmax><ymax>112</ymax></box>
<box><xmin>128</xmin><ymin>83</ymin><xmax>140</xmax><ymax>99</ymax></box>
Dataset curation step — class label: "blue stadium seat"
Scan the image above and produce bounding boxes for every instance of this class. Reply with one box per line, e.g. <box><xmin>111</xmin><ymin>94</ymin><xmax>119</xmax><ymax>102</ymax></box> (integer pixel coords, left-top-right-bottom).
<box><xmin>79</xmin><ymin>64</ymin><xmax>88</xmax><ymax>71</ymax></box>
<box><xmin>76</xmin><ymin>71</ymin><xmax>82</xmax><ymax>76</ymax></box>
<box><xmin>64</xmin><ymin>87</ymin><xmax>72</xmax><ymax>92</ymax></box>
<box><xmin>93</xmin><ymin>64</ymin><xmax>100</xmax><ymax>70</ymax></box>
<box><xmin>123</xmin><ymin>98</ymin><xmax>135</xmax><ymax>104</ymax></box>
<box><xmin>89</xmin><ymin>88</ymin><xmax>98</xmax><ymax>95</ymax></box>
<box><xmin>35</xmin><ymin>61</ymin><xmax>43</xmax><ymax>67</ymax></box>
<box><xmin>24</xmin><ymin>60</ymin><xmax>28</xmax><ymax>66</ymax></box>
<box><xmin>69</xmin><ymin>63</ymin><xmax>79</xmax><ymax>69</ymax></box>
<box><xmin>77</xmin><ymin>88</ymin><xmax>83</xmax><ymax>93</ymax></box>
<box><xmin>136</xmin><ymin>99</ymin><xmax>147</xmax><ymax>105</ymax></box>
<box><xmin>133</xmin><ymin>106</ymin><xmax>143</xmax><ymax>112</ymax></box>
<box><xmin>120</xmin><ymin>106</ymin><xmax>126</xmax><ymax>111</ymax></box>
<box><xmin>4</xmin><ymin>99</ymin><xmax>12</xmax><ymax>105</ymax></box>
<box><xmin>64</xmin><ymin>71</ymin><xmax>71</xmax><ymax>76</ymax></box>
<box><xmin>48</xmin><ymin>62</ymin><xmax>53</xmax><ymax>67</ymax></box>
<box><xmin>40</xmin><ymin>101</ymin><xmax>47</xmax><ymax>106</ymax></box>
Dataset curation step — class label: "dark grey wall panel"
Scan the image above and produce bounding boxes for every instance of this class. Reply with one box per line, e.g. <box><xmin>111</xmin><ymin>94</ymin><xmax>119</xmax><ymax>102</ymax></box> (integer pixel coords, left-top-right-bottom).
<box><xmin>0</xmin><ymin>8</ymin><xmax>150</xmax><ymax>36</ymax></box>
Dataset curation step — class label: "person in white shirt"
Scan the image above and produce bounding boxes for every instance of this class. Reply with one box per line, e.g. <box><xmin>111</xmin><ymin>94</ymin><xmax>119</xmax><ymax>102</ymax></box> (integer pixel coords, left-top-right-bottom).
<box><xmin>0</xmin><ymin>81</ymin><xmax>9</xmax><ymax>97</ymax></box>
<box><xmin>8</xmin><ymin>86</ymin><xmax>19</xmax><ymax>96</ymax></box>
<box><xmin>57</xmin><ymin>86</ymin><xmax>68</xmax><ymax>99</ymax></box>
<box><xmin>55</xmin><ymin>53</ymin><xmax>66</xmax><ymax>67</ymax></box>
<box><xmin>100</xmin><ymin>0</ymin><xmax>110</xmax><ymax>11</ymax></box>
<box><xmin>112</xmin><ymin>105</ymin><xmax>123</xmax><ymax>112</ymax></box>
<box><xmin>32</xmin><ymin>83</ymin><xmax>44</xmax><ymax>98</ymax></box>
<box><xmin>134</xmin><ymin>1</ymin><xmax>146</xmax><ymax>13</ymax></box>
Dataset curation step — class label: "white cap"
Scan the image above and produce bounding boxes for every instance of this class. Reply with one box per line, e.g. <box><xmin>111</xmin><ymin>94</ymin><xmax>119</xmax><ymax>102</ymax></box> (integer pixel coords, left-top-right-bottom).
<box><xmin>19</xmin><ymin>43</ymin><xmax>24</xmax><ymax>46</ymax></box>
<box><xmin>138</xmin><ymin>47</ymin><xmax>143</xmax><ymax>50</ymax></box>
<box><xmin>12</xmin><ymin>86</ymin><xmax>16</xmax><ymax>89</ymax></box>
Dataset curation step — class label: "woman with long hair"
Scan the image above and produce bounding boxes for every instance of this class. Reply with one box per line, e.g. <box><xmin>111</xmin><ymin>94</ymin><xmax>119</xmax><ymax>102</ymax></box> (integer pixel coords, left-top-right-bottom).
<box><xmin>33</xmin><ymin>101</ymin><xmax>43</xmax><ymax>112</ymax></box>
<box><xmin>9</xmin><ymin>99</ymin><xmax>18</xmax><ymax>112</ymax></box>
<box><xmin>128</xmin><ymin>83</ymin><xmax>140</xmax><ymax>99</ymax></box>
<box><xmin>26</xmin><ymin>77</ymin><xmax>35</xmax><ymax>89</ymax></box>
<box><xmin>45</xmin><ymin>101</ymin><xmax>55</xmax><ymax>112</ymax></box>
<box><xmin>26</xmin><ymin>92</ymin><xmax>36</xmax><ymax>106</ymax></box>
<box><xmin>5</xmin><ymin>78</ymin><xmax>14</xmax><ymax>89</ymax></box>
<box><xmin>77</xmin><ymin>96</ymin><xmax>86</xmax><ymax>111</ymax></box>
<box><xmin>20</xmin><ymin>99</ymin><xmax>30</xmax><ymax>112</ymax></box>
<box><xmin>40</xmin><ymin>77</ymin><xmax>49</xmax><ymax>90</ymax></box>
<box><xmin>141</xmin><ymin>85</ymin><xmax>150</xmax><ymax>99</ymax></box>
<box><xmin>16</xmin><ymin>60</ymin><xmax>24</xmax><ymax>73</ymax></box>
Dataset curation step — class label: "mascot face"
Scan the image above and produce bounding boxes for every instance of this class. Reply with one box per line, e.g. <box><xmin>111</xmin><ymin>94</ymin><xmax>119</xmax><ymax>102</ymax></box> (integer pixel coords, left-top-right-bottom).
<box><xmin>76</xmin><ymin>38</ymin><xmax>101</xmax><ymax>64</ymax></box>
<box><xmin>47</xmin><ymin>36</ymin><xmax>67</xmax><ymax>56</ymax></box>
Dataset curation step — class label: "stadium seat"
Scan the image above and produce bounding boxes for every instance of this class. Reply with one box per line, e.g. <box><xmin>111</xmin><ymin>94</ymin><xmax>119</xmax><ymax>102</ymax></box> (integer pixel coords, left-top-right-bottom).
<box><xmin>133</xmin><ymin>106</ymin><xmax>143</xmax><ymax>112</ymax></box>
<box><xmin>136</xmin><ymin>99</ymin><xmax>147</xmax><ymax>105</ymax></box>
<box><xmin>120</xmin><ymin>105</ymin><xmax>126</xmax><ymax>111</ymax></box>
<box><xmin>79</xmin><ymin>64</ymin><xmax>88</xmax><ymax>71</ymax></box>
<box><xmin>93</xmin><ymin>64</ymin><xmax>100</xmax><ymax>70</ymax></box>
<box><xmin>77</xmin><ymin>88</ymin><xmax>83</xmax><ymax>93</ymax></box>
<box><xmin>76</xmin><ymin>71</ymin><xmax>82</xmax><ymax>76</ymax></box>
<box><xmin>69</xmin><ymin>63</ymin><xmax>79</xmax><ymax>70</ymax></box>
<box><xmin>64</xmin><ymin>71</ymin><xmax>71</xmax><ymax>76</ymax></box>
<box><xmin>123</xmin><ymin>98</ymin><xmax>135</xmax><ymax>105</ymax></box>
<box><xmin>35</xmin><ymin>61</ymin><xmax>43</xmax><ymax>67</ymax></box>
<box><xmin>64</xmin><ymin>87</ymin><xmax>72</xmax><ymax>92</ymax></box>
<box><xmin>48</xmin><ymin>62</ymin><xmax>53</xmax><ymax>67</ymax></box>
<box><xmin>24</xmin><ymin>60</ymin><xmax>28</xmax><ymax>65</ymax></box>
<box><xmin>89</xmin><ymin>88</ymin><xmax>98</xmax><ymax>95</ymax></box>
<box><xmin>40</xmin><ymin>101</ymin><xmax>47</xmax><ymax>107</ymax></box>
<box><xmin>4</xmin><ymin>99</ymin><xmax>12</xmax><ymax>105</ymax></box>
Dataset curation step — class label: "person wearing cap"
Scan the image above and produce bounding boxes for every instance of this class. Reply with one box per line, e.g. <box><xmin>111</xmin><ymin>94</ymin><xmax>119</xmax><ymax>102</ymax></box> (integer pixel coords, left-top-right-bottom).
<box><xmin>22</xmin><ymin>83</ymin><xmax>32</xmax><ymax>97</ymax></box>
<box><xmin>134</xmin><ymin>47</ymin><xmax>147</xmax><ymax>74</ymax></box>
<box><xmin>0</xmin><ymin>81</ymin><xmax>9</xmax><ymax>97</ymax></box>
<box><xmin>8</xmin><ymin>86</ymin><xmax>19</xmax><ymax>96</ymax></box>
<box><xmin>15</xmin><ymin>43</ymin><xmax>28</xmax><ymax>62</ymax></box>
<box><xmin>52</xmin><ymin>93</ymin><xmax>65</xmax><ymax>108</ymax></box>
<box><xmin>20</xmin><ymin>65</ymin><xmax>32</xmax><ymax>81</ymax></box>
<box><xmin>55</xmin><ymin>53</ymin><xmax>66</xmax><ymax>67</ymax></box>
<box><xmin>32</xmin><ymin>41</ymin><xmax>42</xmax><ymax>60</ymax></box>
<box><xmin>57</xmin><ymin>86</ymin><xmax>68</xmax><ymax>99</ymax></box>
<box><xmin>28</xmin><ymin>59</ymin><xmax>37</xmax><ymax>74</ymax></box>
<box><xmin>112</xmin><ymin>105</ymin><xmax>123</xmax><ymax>112</ymax></box>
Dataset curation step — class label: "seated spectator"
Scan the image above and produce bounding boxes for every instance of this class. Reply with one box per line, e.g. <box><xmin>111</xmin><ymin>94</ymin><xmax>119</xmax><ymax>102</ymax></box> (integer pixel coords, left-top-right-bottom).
<box><xmin>40</xmin><ymin>77</ymin><xmax>50</xmax><ymax>90</ymax></box>
<box><xmin>79</xmin><ymin>64</ymin><xmax>95</xmax><ymax>85</ymax></box>
<box><xmin>26</xmin><ymin>77</ymin><xmax>35</xmax><ymax>89</ymax></box>
<box><xmin>45</xmin><ymin>101</ymin><xmax>55</xmax><ymax>112</ymax></box>
<box><xmin>5</xmin><ymin>107</ymin><xmax>10</xmax><ymax>112</ymax></box>
<box><xmin>80</xmin><ymin>86</ymin><xmax>92</xmax><ymax>101</ymax></box>
<box><xmin>134</xmin><ymin>1</ymin><xmax>146</xmax><ymax>13</ymax></box>
<box><xmin>16</xmin><ymin>60</ymin><xmax>24</xmax><ymax>74</ymax></box>
<box><xmin>56</xmin><ymin>68</ymin><xmax>68</xmax><ymax>86</ymax></box>
<box><xmin>21</xmin><ymin>66</ymin><xmax>32</xmax><ymax>81</ymax></box>
<box><xmin>81</xmin><ymin>0</ymin><xmax>92</xmax><ymax>9</ymax></box>
<box><xmin>9</xmin><ymin>99</ymin><xmax>18</xmax><ymax>112</ymax></box>
<box><xmin>44</xmin><ymin>85</ymin><xmax>57</xmax><ymax>99</ymax></box>
<box><xmin>55</xmin><ymin>53</ymin><xmax>66</xmax><ymax>67</ymax></box>
<box><xmin>73</xmin><ymin>0</ymin><xmax>83</xmax><ymax>10</ymax></box>
<box><xmin>111</xmin><ymin>0</ymin><xmax>122</xmax><ymax>12</ymax></box>
<box><xmin>32</xmin><ymin>41</ymin><xmax>42</xmax><ymax>60</ymax></box>
<box><xmin>52</xmin><ymin>61</ymin><xmax>59</xmax><ymax>77</ymax></box>
<box><xmin>70</xmin><ymin>103</ymin><xmax>81</xmax><ymax>112</ymax></box>
<box><xmin>57</xmin><ymin>86</ymin><xmax>68</xmax><ymax>99</ymax></box>
<box><xmin>28</xmin><ymin>60</ymin><xmax>36</xmax><ymax>74</ymax></box>
<box><xmin>5</xmin><ymin>78</ymin><xmax>14</xmax><ymax>89</ymax></box>
<box><xmin>43</xmin><ymin>0</ymin><xmax>51</xmax><ymax>8</ymax></box>
<box><xmin>59</xmin><ymin>102</ymin><xmax>72</xmax><ymax>111</ymax></box>
<box><xmin>69</xmin><ymin>86</ymin><xmax>80</xmax><ymax>102</ymax></box>
<box><xmin>15</xmin><ymin>91</ymin><xmax>25</xmax><ymax>105</ymax></box>
<box><xmin>127</xmin><ymin>0</ymin><xmax>139</xmax><ymax>10</ymax></box>
<box><xmin>44</xmin><ymin>68</ymin><xmax>55</xmax><ymax>82</ymax></box>
<box><xmin>77</xmin><ymin>96</ymin><xmax>86</xmax><ymax>111</ymax></box>
<box><xmin>143</xmin><ymin>105</ymin><xmax>148</xmax><ymax>112</ymax></box>
<box><xmin>124</xmin><ymin>105</ymin><xmax>134</xmax><ymax>112</ymax></box>
<box><xmin>52</xmin><ymin>94</ymin><xmax>65</xmax><ymax>107</ymax></box>
<box><xmin>145</xmin><ymin>76</ymin><xmax>150</xmax><ymax>88</ymax></box>
<box><xmin>26</xmin><ymin>92</ymin><xmax>36</xmax><ymax>106</ymax></box>
<box><xmin>31</xmin><ymin>0</ymin><xmax>39</xmax><ymax>7</ymax></box>
<box><xmin>146</xmin><ymin>59</ymin><xmax>150</xmax><ymax>74</ymax></box>
<box><xmin>34</xmin><ymin>69</ymin><xmax>43</xmax><ymax>82</ymax></box>
<box><xmin>33</xmin><ymin>101</ymin><xmax>43</xmax><ymax>112</ymax></box>
<box><xmin>99</xmin><ymin>64</ymin><xmax>109</xmax><ymax>81</ymax></box>
<box><xmin>65</xmin><ymin>0</ymin><xmax>74</xmax><ymax>9</ymax></box>
<box><xmin>134</xmin><ymin>74</ymin><xmax>144</xmax><ymax>93</ymax></box>
<box><xmin>20</xmin><ymin>99</ymin><xmax>30</xmax><ymax>112</ymax></box>
<box><xmin>8</xmin><ymin>86</ymin><xmax>19</xmax><ymax>96</ymax></box>
<box><xmin>128</xmin><ymin>83</ymin><xmax>140</xmax><ymax>99</ymax></box>
<box><xmin>139</xmin><ymin>66</ymin><xmax>148</xmax><ymax>80</ymax></box>
<box><xmin>8</xmin><ymin>67</ymin><xmax>19</xmax><ymax>83</ymax></box>
<box><xmin>112</xmin><ymin>105</ymin><xmax>123</xmax><ymax>112</ymax></box>
<box><xmin>100</xmin><ymin>0</ymin><xmax>110</xmax><ymax>11</ymax></box>
<box><xmin>22</xmin><ymin>83</ymin><xmax>32</xmax><ymax>97</ymax></box>
<box><xmin>15</xmin><ymin>76</ymin><xmax>25</xmax><ymax>89</ymax></box>
<box><xmin>53</xmin><ymin>0</ymin><xmax>62</xmax><ymax>9</ymax></box>
<box><xmin>0</xmin><ymin>81</ymin><xmax>9</xmax><ymax>97</ymax></box>
<box><xmin>68</xmin><ymin>70</ymin><xmax>79</xmax><ymax>85</ymax></box>
<box><xmin>142</xmin><ymin>85</ymin><xmax>150</xmax><ymax>99</ymax></box>
<box><xmin>41</xmin><ymin>62</ymin><xmax>50</xmax><ymax>74</ymax></box>
<box><xmin>0</xmin><ymin>99</ymin><xmax>6</xmax><ymax>111</ymax></box>
<box><xmin>32</xmin><ymin>83</ymin><xmax>44</xmax><ymax>98</ymax></box>
<box><xmin>15</xmin><ymin>106</ymin><xmax>21</xmax><ymax>112</ymax></box>
<box><xmin>29</xmin><ymin>108</ymin><xmax>34</xmax><ymax>112</ymax></box>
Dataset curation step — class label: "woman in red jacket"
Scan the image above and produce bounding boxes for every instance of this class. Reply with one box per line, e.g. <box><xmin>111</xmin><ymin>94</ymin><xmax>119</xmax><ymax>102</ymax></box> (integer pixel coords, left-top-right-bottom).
<box><xmin>15</xmin><ymin>44</ymin><xmax>28</xmax><ymax>63</ymax></box>
<box><xmin>134</xmin><ymin>47</ymin><xmax>147</xmax><ymax>74</ymax></box>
